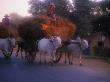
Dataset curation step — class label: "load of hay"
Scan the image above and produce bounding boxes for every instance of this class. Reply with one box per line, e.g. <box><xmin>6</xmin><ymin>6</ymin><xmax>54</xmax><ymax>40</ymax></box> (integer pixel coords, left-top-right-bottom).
<box><xmin>18</xmin><ymin>15</ymin><xmax>76</xmax><ymax>47</ymax></box>
<box><xmin>18</xmin><ymin>21</ymin><xmax>47</xmax><ymax>42</ymax></box>
<box><xmin>0</xmin><ymin>25</ymin><xmax>9</xmax><ymax>38</ymax></box>
<box><xmin>32</xmin><ymin>15</ymin><xmax>76</xmax><ymax>41</ymax></box>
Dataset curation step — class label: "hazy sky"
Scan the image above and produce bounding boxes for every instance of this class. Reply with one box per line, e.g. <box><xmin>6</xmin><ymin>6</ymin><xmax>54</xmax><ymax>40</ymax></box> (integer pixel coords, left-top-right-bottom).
<box><xmin>0</xmin><ymin>0</ymin><xmax>30</xmax><ymax>22</ymax></box>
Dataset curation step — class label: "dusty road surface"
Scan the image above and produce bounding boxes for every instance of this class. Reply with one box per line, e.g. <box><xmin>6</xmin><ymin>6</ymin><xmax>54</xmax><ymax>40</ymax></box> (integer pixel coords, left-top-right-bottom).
<box><xmin>0</xmin><ymin>51</ymin><xmax>110</xmax><ymax>82</ymax></box>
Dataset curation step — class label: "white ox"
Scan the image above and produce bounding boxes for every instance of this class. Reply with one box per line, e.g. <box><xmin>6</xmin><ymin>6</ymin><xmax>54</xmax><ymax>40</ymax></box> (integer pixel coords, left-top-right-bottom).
<box><xmin>0</xmin><ymin>37</ymin><xmax>16</xmax><ymax>57</ymax></box>
<box><xmin>37</xmin><ymin>36</ymin><xmax>62</xmax><ymax>64</ymax></box>
<box><xmin>67</xmin><ymin>37</ymin><xmax>89</xmax><ymax>65</ymax></box>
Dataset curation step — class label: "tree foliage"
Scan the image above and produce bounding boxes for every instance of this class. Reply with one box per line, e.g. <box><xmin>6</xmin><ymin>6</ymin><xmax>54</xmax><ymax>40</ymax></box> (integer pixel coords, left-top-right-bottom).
<box><xmin>92</xmin><ymin>14</ymin><xmax>110</xmax><ymax>37</ymax></box>
<box><xmin>28</xmin><ymin>0</ymin><xmax>110</xmax><ymax>37</ymax></box>
<box><xmin>28</xmin><ymin>0</ymin><xmax>72</xmax><ymax>17</ymax></box>
<box><xmin>73</xmin><ymin>0</ymin><xmax>92</xmax><ymax>37</ymax></box>
<box><xmin>100</xmin><ymin>0</ymin><xmax>110</xmax><ymax>14</ymax></box>
<box><xmin>74</xmin><ymin>0</ymin><xmax>91</xmax><ymax>16</ymax></box>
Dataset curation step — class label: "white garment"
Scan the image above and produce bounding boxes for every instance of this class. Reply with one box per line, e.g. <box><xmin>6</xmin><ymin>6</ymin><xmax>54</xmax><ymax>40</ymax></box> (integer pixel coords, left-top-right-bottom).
<box><xmin>81</xmin><ymin>39</ymin><xmax>89</xmax><ymax>50</ymax></box>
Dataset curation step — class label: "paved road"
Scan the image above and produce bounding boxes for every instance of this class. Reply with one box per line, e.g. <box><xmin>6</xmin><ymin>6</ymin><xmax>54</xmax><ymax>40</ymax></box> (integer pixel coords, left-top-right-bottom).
<box><xmin>0</xmin><ymin>52</ymin><xmax>110</xmax><ymax>82</ymax></box>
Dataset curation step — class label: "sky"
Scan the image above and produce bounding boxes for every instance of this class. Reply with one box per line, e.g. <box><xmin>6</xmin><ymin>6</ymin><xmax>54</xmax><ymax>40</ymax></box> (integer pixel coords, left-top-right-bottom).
<box><xmin>0</xmin><ymin>0</ymin><xmax>30</xmax><ymax>22</ymax></box>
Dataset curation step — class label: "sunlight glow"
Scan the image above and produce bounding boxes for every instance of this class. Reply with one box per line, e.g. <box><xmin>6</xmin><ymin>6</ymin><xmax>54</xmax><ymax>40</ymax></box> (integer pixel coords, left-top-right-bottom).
<box><xmin>68</xmin><ymin>0</ymin><xmax>74</xmax><ymax>6</ymax></box>
<box><xmin>0</xmin><ymin>0</ymin><xmax>30</xmax><ymax>22</ymax></box>
<box><xmin>69</xmin><ymin>0</ymin><xmax>73</xmax><ymax>4</ymax></box>
<box><xmin>68</xmin><ymin>0</ymin><xmax>75</xmax><ymax>12</ymax></box>
<box><xmin>39</xmin><ymin>0</ymin><xmax>45</xmax><ymax>2</ymax></box>
<box><xmin>90</xmin><ymin>0</ymin><xmax>103</xmax><ymax>2</ymax></box>
<box><xmin>68</xmin><ymin>0</ymin><xmax>75</xmax><ymax>7</ymax></box>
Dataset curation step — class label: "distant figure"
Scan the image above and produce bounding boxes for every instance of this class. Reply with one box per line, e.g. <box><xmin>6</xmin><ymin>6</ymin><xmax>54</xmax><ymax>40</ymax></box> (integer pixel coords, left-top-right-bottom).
<box><xmin>81</xmin><ymin>38</ymin><xmax>89</xmax><ymax>55</ymax></box>
<box><xmin>47</xmin><ymin>3</ymin><xmax>56</xmax><ymax>19</ymax></box>
<box><xmin>76</xmin><ymin>36</ymin><xmax>81</xmax><ymax>42</ymax></box>
<box><xmin>2</xmin><ymin>14</ymin><xmax>10</xmax><ymax>26</ymax></box>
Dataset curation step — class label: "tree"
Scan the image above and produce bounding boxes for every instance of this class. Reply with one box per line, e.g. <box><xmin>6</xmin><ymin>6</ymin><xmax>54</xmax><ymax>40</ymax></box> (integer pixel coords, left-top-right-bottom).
<box><xmin>100</xmin><ymin>0</ymin><xmax>110</xmax><ymax>15</ymax></box>
<box><xmin>90</xmin><ymin>0</ymin><xmax>110</xmax><ymax>37</ymax></box>
<box><xmin>92</xmin><ymin>14</ymin><xmax>110</xmax><ymax>37</ymax></box>
<box><xmin>73</xmin><ymin>0</ymin><xmax>93</xmax><ymax>37</ymax></box>
<box><xmin>28</xmin><ymin>0</ymin><xmax>73</xmax><ymax>17</ymax></box>
<box><xmin>74</xmin><ymin>0</ymin><xmax>91</xmax><ymax>16</ymax></box>
<box><xmin>28</xmin><ymin>0</ymin><xmax>48</xmax><ymax>16</ymax></box>
<box><xmin>52</xmin><ymin>0</ymin><xmax>69</xmax><ymax>17</ymax></box>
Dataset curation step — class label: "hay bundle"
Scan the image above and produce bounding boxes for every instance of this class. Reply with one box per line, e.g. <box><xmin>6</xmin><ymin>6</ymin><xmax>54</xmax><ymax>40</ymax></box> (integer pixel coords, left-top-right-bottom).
<box><xmin>33</xmin><ymin>15</ymin><xmax>76</xmax><ymax>41</ymax></box>
<box><xmin>18</xmin><ymin>21</ymin><xmax>47</xmax><ymax>42</ymax></box>
<box><xmin>0</xmin><ymin>25</ymin><xmax>9</xmax><ymax>38</ymax></box>
<box><xmin>18</xmin><ymin>15</ymin><xmax>76</xmax><ymax>43</ymax></box>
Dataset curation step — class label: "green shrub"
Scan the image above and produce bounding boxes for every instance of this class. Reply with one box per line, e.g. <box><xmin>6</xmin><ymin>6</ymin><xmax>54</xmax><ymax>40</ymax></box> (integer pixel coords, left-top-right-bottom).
<box><xmin>93</xmin><ymin>46</ymin><xmax>102</xmax><ymax>55</ymax></box>
<box><xmin>103</xmin><ymin>47</ymin><xmax>110</xmax><ymax>58</ymax></box>
<box><xmin>93</xmin><ymin>46</ymin><xmax>110</xmax><ymax>58</ymax></box>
